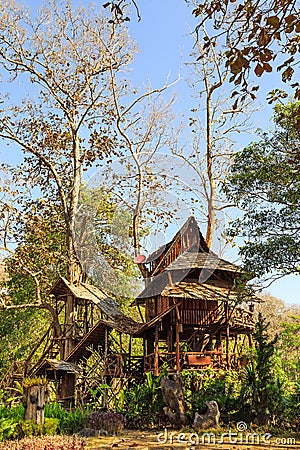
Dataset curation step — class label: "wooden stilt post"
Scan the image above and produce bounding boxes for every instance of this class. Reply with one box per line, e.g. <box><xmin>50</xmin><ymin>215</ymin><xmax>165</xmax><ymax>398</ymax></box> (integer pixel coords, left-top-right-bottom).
<box><xmin>233</xmin><ymin>334</ymin><xmax>238</xmax><ymax>368</ymax></box>
<box><xmin>60</xmin><ymin>294</ymin><xmax>76</xmax><ymax>407</ymax></box>
<box><xmin>225</xmin><ymin>301</ymin><xmax>230</xmax><ymax>369</ymax></box>
<box><xmin>128</xmin><ymin>335</ymin><xmax>132</xmax><ymax>374</ymax></box>
<box><xmin>154</xmin><ymin>323</ymin><xmax>159</xmax><ymax>376</ymax></box>
<box><xmin>248</xmin><ymin>333</ymin><xmax>254</xmax><ymax>348</ymax></box>
<box><xmin>175</xmin><ymin>321</ymin><xmax>180</xmax><ymax>372</ymax></box>
<box><xmin>169</xmin><ymin>272</ymin><xmax>181</xmax><ymax>373</ymax></box>
<box><xmin>226</xmin><ymin>326</ymin><xmax>230</xmax><ymax>369</ymax></box>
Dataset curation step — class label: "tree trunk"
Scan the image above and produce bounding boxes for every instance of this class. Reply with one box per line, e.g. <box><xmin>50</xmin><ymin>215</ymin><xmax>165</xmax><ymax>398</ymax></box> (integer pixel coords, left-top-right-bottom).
<box><xmin>24</xmin><ymin>384</ymin><xmax>47</xmax><ymax>424</ymax></box>
<box><xmin>205</xmin><ymin>91</ymin><xmax>216</xmax><ymax>249</ymax></box>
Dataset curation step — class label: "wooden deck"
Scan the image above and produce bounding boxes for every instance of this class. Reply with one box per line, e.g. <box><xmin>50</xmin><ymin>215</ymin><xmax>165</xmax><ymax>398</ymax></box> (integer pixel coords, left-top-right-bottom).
<box><xmin>143</xmin><ymin>350</ymin><xmax>249</xmax><ymax>374</ymax></box>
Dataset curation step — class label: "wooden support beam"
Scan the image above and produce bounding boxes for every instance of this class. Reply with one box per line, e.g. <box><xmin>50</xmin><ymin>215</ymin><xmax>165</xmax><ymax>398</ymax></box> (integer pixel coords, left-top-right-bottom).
<box><xmin>137</xmin><ymin>304</ymin><xmax>145</xmax><ymax>323</ymax></box>
<box><xmin>104</xmin><ymin>327</ymin><xmax>108</xmax><ymax>359</ymax></box>
<box><xmin>225</xmin><ymin>301</ymin><xmax>230</xmax><ymax>369</ymax></box>
<box><xmin>154</xmin><ymin>323</ymin><xmax>159</xmax><ymax>376</ymax></box>
<box><xmin>128</xmin><ymin>335</ymin><xmax>132</xmax><ymax>373</ymax></box>
<box><xmin>248</xmin><ymin>333</ymin><xmax>254</xmax><ymax>348</ymax></box>
<box><xmin>64</xmin><ymin>294</ymin><xmax>76</xmax><ymax>359</ymax></box>
<box><xmin>175</xmin><ymin>321</ymin><xmax>180</xmax><ymax>373</ymax></box>
<box><xmin>167</xmin><ymin>271</ymin><xmax>174</xmax><ymax>287</ymax></box>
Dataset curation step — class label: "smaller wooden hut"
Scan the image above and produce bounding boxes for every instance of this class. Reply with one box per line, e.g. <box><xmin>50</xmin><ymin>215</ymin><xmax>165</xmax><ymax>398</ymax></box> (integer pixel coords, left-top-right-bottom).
<box><xmin>34</xmin><ymin>277</ymin><xmax>140</xmax><ymax>405</ymax></box>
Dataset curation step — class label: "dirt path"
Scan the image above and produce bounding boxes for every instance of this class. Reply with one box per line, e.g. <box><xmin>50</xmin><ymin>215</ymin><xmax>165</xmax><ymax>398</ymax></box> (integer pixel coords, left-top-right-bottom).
<box><xmin>86</xmin><ymin>430</ymin><xmax>300</xmax><ymax>450</ymax></box>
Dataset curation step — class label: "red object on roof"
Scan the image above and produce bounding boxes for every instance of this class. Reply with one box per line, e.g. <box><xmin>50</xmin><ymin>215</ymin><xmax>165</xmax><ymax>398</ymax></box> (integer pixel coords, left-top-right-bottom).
<box><xmin>134</xmin><ymin>255</ymin><xmax>146</xmax><ymax>264</ymax></box>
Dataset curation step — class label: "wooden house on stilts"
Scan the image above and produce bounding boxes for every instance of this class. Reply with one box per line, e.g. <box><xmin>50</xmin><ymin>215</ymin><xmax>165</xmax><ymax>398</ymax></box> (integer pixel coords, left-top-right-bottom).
<box><xmin>1</xmin><ymin>217</ymin><xmax>255</xmax><ymax>406</ymax></box>
<box><xmin>132</xmin><ymin>217</ymin><xmax>255</xmax><ymax>375</ymax></box>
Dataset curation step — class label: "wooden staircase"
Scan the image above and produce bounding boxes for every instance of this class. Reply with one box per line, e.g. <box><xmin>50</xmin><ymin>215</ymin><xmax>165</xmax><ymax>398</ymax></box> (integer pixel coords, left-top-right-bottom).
<box><xmin>0</xmin><ymin>361</ymin><xmax>25</xmax><ymax>390</ymax></box>
<box><xmin>66</xmin><ymin>319</ymin><xmax>107</xmax><ymax>363</ymax></box>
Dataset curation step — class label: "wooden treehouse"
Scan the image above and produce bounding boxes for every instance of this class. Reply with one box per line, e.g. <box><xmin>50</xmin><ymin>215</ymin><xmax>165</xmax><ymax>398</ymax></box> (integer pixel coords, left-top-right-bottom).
<box><xmin>132</xmin><ymin>216</ymin><xmax>255</xmax><ymax>375</ymax></box>
<box><xmin>1</xmin><ymin>217</ymin><xmax>256</xmax><ymax>405</ymax></box>
<box><xmin>23</xmin><ymin>278</ymin><xmax>140</xmax><ymax>406</ymax></box>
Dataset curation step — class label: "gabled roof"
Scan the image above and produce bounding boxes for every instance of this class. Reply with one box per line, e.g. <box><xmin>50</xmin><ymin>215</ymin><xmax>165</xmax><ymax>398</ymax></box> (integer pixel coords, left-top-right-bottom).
<box><xmin>161</xmin><ymin>282</ymin><xmax>256</xmax><ymax>303</ymax></box>
<box><xmin>134</xmin><ymin>217</ymin><xmax>252</xmax><ymax>304</ymax></box>
<box><xmin>49</xmin><ymin>277</ymin><xmax>107</xmax><ymax>301</ymax></box>
<box><xmin>145</xmin><ymin>216</ymin><xmax>209</xmax><ymax>276</ymax></box>
<box><xmin>165</xmin><ymin>251</ymin><xmax>241</xmax><ymax>274</ymax></box>
<box><xmin>135</xmin><ymin>279</ymin><xmax>256</xmax><ymax>305</ymax></box>
<box><xmin>49</xmin><ymin>277</ymin><xmax>139</xmax><ymax>328</ymax></box>
<box><xmin>35</xmin><ymin>359</ymin><xmax>80</xmax><ymax>378</ymax></box>
<box><xmin>134</xmin><ymin>272</ymin><xmax>169</xmax><ymax>305</ymax></box>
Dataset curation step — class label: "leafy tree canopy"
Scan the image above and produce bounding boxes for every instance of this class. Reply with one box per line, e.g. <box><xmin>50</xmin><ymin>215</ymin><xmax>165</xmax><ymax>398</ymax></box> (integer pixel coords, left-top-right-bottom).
<box><xmin>189</xmin><ymin>0</ymin><xmax>300</xmax><ymax>101</ymax></box>
<box><xmin>226</xmin><ymin>101</ymin><xmax>300</xmax><ymax>278</ymax></box>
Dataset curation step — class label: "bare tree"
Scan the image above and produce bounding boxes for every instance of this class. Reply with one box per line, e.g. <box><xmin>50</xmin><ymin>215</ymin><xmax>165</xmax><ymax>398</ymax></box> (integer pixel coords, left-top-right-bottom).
<box><xmin>0</xmin><ymin>0</ymin><xmax>140</xmax><ymax>376</ymax></box>
<box><xmin>0</xmin><ymin>0</ymin><xmax>135</xmax><ymax>287</ymax></box>
<box><xmin>0</xmin><ymin>0</ymin><xmax>179</xmax><ymax>357</ymax></box>
<box><xmin>109</xmin><ymin>67</ymin><xmax>179</xmax><ymax>266</ymax></box>
<box><xmin>171</xmin><ymin>20</ymin><xmax>254</xmax><ymax>250</ymax></box>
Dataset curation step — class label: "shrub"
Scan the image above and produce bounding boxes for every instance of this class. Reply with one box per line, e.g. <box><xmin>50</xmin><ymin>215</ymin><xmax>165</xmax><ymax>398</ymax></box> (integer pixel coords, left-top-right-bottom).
<box><xmin>86</xmin><ymin>411</ymin><xmax>127</xmax><ymax>435</ymax></box>
<box><xmin>121</xmin><ymin>372</ymin><xmax>165</xmax><ymax>428</ymax></box>
<box><xmin>0</xmin><ymin>417</ymin><xmax>19</xmax><ymax>441</ymax></box>
<box><xmin>43</xmin><ymin>417</ymin><xmax>59</xmax><ymax>435</ymax></box>
<box><xmin>0</xmin><ymin>435</ymin><xmax>86</xmax><ymax>449</ymax></box>
<box><xmin>17</xmin><ymin>418</ymin><xmax>60</xmax><ymax>438</ymax></box>
<box><xmin>45</xmin><ymin>402</ymin><xmax>85</xmax><ymax>434</ymax></box>
<box><xmin>182</xmin><ymin>368</ymin><xmax>244</xmax><ymax>423</ymax></box>
<box><xmin>18</xmin><ymin>420</ymin><xmax>42</xmax><ymax>438</ymax></box>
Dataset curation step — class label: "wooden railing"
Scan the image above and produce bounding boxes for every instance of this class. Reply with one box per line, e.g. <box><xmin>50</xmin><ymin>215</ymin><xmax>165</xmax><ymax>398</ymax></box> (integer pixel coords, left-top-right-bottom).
<box><xmin>230</xmin><ymin>306</ymin><xmax>254</xmax><ymax>328</ymax></box>
<box><xmin>144</xmin><ymin>350</ymin><xmax>248</xmax><ymax>374</ymax></box>
<box><xmin>0</xmin><ymin>361</ymin><xmax>26</xmax><ymax>390</ymax></box>
<box><xmin>102</xmin><ymin>354</ymin><xmax>144</xmax><ymax>377</ymax></box>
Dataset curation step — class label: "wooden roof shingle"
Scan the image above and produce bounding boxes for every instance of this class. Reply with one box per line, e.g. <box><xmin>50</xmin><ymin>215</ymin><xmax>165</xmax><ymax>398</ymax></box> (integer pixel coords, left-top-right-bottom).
<box><xmin>161</xmin><ymin>282</ymin><xmax>256</xmax><ymax>302</ymax></box>
<box><xmin>165</xmin><ymin>252</ymin><xmax>241</xmax><ymax>274</ymax></box>
<box><xmin>49</xmin><ymin>277</ymin><xmax>140</xmax><ymax>330</ymax></box>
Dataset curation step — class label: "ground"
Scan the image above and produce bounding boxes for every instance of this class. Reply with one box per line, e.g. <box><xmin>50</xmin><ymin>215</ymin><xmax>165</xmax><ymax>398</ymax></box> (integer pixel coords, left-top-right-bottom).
<box><xmin>86</xmin><ymin>430</ymin><xmax>300</xmax><ymax>450</ymax></box>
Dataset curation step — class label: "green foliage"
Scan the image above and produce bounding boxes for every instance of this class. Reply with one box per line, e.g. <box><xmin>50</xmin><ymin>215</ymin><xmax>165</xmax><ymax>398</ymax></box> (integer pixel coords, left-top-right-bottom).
<box><xmin>43</xmin><ymin>418</ymin><xmax>60</xmax><ymax>435</ymax></box>
<box><xmin>0</xmin><ymin>390</ymin><xmax>24</xmax><ymax>420</ymax></box>
<box><xmin>17</xmin><ymin>417</ymin><xmax>59</xmax><ymax>438</ymax></box>
<box><xmin>18</xmin><ymin>420</ymin><xmax>43</xmax><ymax>438</ymax></box>
<box><xmin>278</xmin><ymin>315</ymin><xmax>300</xmax><ymax>380</ymax></box>
<box><xmin>0</xmin><ymin>418</ymin><xmax>19</xmax><ymax>441</ymax></box>
<box><xmin>226</xmin><ymin>103</ymin><xmax>300</xmax><ymax>277</ymax></box>
<box><xmin>76</xmin><ymin>186</ymin><xmax>143</xmax><ymax>311</ymax></box>
<box><xmin>45</xmin><ymin>402</ymin><xmax>85</xmax><ymax>434</ymax></box>
<box><xmin>0</xmin><ymin>416</ymin><xmax>58</xmax><ymax>441</ymax></box>
<box><xmin>182</xmin><ymin>368</ymin><xmax>243</xmax><ymax>423</ymax></box>
<box><xmin>0</xmin><ymin>279</ymin><xmax>49</xmax><ymax>378</ymax></box>
<box><xmin>240</xmin><ymin>314</ymin><xmax>287</xmax><ymax>424</ymax></box>
<box><xmin>121</xmin><ymin>372</ymin><xmax>166</xmax><ymax>428</ymax></box>
<box><xmin>0</xmin><ymin>391</ymin><xmax>24</xmax><ymax>441</ymax></box>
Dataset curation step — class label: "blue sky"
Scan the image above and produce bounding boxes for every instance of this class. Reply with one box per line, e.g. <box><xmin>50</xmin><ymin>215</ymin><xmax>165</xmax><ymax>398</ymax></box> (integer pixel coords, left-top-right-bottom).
<box><xmin>2</xmin><ymin>0</ymin><xmax>299</xmax><ymax>305</ymax></box>
<box><xmin>126</xmin><ymin>0</ymin><xmax>299</xmax><ymax>305</ymax></box>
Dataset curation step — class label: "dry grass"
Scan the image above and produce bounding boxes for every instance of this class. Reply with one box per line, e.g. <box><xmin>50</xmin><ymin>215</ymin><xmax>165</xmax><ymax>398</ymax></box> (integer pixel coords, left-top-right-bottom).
<box><xmin>86</xmin><ymin>429</ymin><xmax>300</xmax><ymax>450</ymax></box>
